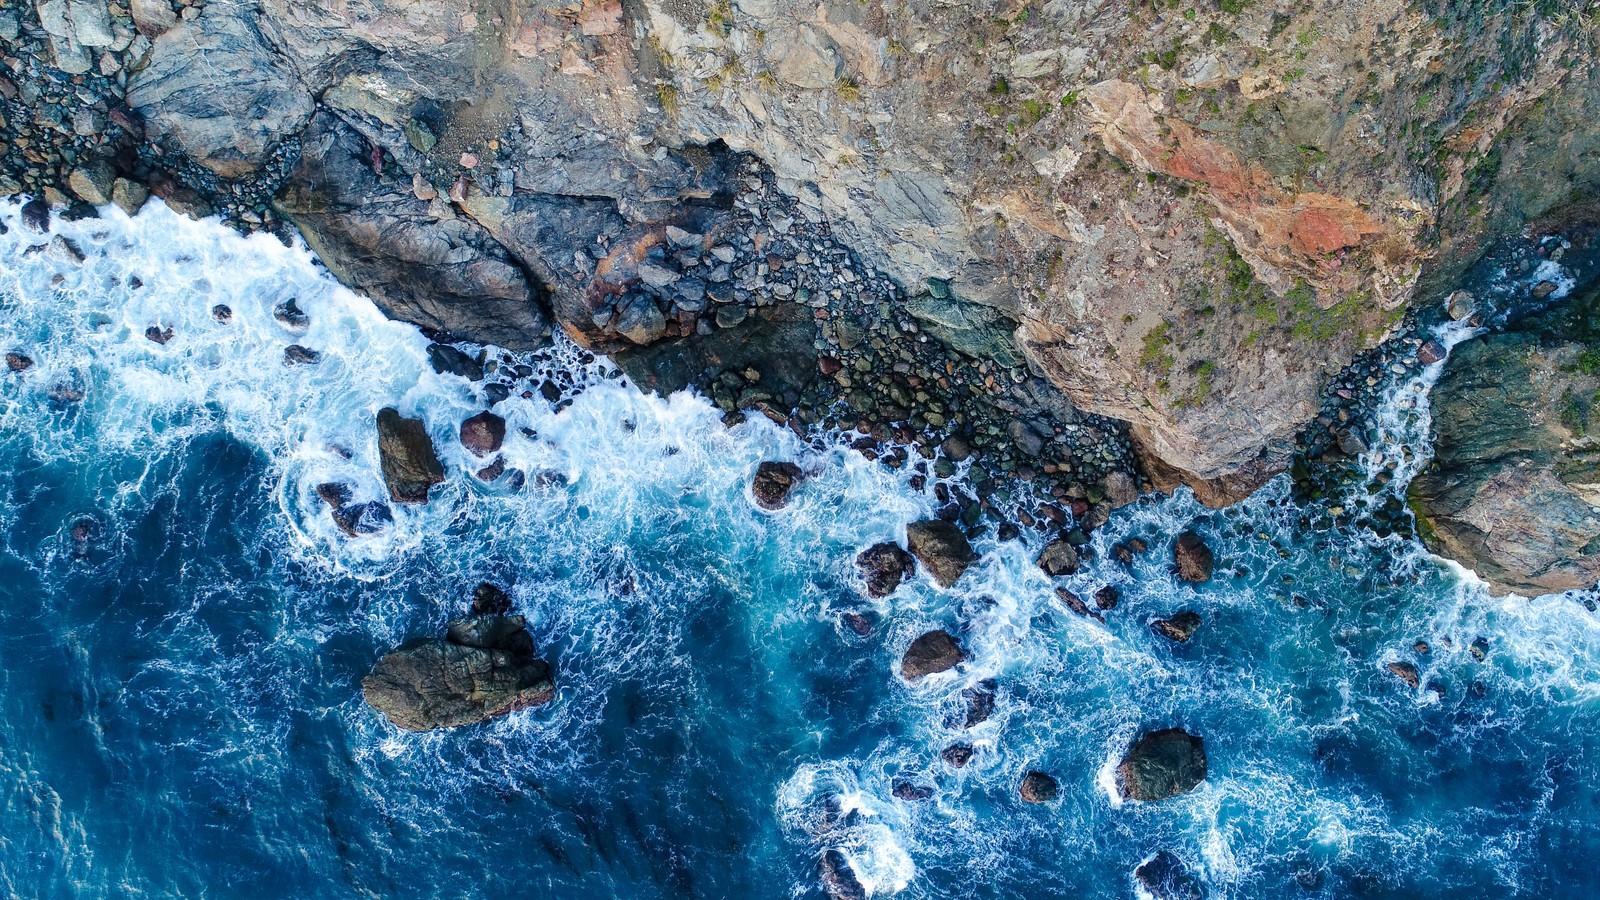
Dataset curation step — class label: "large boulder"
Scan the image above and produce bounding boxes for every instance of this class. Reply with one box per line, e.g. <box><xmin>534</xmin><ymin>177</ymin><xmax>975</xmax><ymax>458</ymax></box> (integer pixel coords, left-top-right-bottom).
<box><xmin>751</xmin><ymin>461</ymin><xmax>805</xmax><ymax>510</ymax></box>
<box><xmin>1410</xmin><ymin>327</ymin><xmax>1600</xmax><ymax>595</ymax></box>
<box><xmin>377</xmin><ymin>407</ymin><xmax>445</xmax><ymax>504</ymax></box>
<box><xmin>1018</xmin><ymin>770</ymin><xmax>1059</xmax><ymax>803</ymax></box>
<box><xmin>460</xmin><ymin>411</ymin><xmax>506</xmax><ymax>456</ymax></box>
<box><xmin>905</xmin><ymin>520</ymin><xmax>976</xmax><ymax>588</ymax></box>
<box><xmin>1037</xmin><ymin>538</ymin><xmax>1080</xmax><ymax>576</ymax></box>
<box><xmin>1117</xmin><ymin>728</ymin><xmax>1207</xmax><ymax>802</ymax></box>
<box><xmin>900</xmin><ymin>629</ymin><xmax>965</xmax><ymax>680</ymax></box>
<box><xmin>856</xmin><ymin>542</ymin><xmax>916</xmax><ymax>597</ymax></box>
<box><xmin>126</xmin><ymin>0</ymin><xmax>314</xmax><ymax>178</ymax></box>
<box><xmin>362</xmin><ymin>614</ymin><xmax>554</xmax><ymax>731</ymax></box>
<box><xmin>818</xmin><ymin>849</ymin><xmax>865</xmax><ymax>900</ymax></box>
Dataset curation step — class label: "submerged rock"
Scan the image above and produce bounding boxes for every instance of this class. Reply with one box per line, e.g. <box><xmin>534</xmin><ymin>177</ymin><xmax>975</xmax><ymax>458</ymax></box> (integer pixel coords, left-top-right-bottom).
<box><xmin>1151</xmin><ymin>610</ymin><xmax>1202</xmax><ymax>643</ymax></box>
<box><xmin>1019</xmin><ymin>770</ymin><xmax>1059</xmax><ymax>804</ymax></box>
<box><xmin>751</xmin><ymin>461</ymin><xmax>804</xmax><ymax>510</ymax></box>
<box><xmin>1173</xmin><ymin>531</ymin><xmax>1214</xmax><ymax>583</ymax></box>
<box><xmin>818</xmin><ymin>849</ymin><xmax>866</xmax><ymax>900</ymax></box>
<box><xmin>1135</xmin><ymin>851</ymin><xmax>1206</xmax><ymax>900</ymax></box>
<box><xmin>901</xmin><ymin>629</ymin><xmax>965</xmax><ymax>680</ymax></box>
<box><xmin>472</xmin><ymin>582</ymin><xmax>513</xmax><ymax>616</ymax></box>
<box><xmin>959</xmin><ymin>679</ymin><xmax>997</xmax><ymax>729</ymax></box>
<box><xmin>942</xmin><ymin>743</ymin><xmax>975</xmax><ymax>768</ymax></box>
<box><xmin>905</xmin><ymin>520</ymin><xmax>975</xmax><ymax>587</ymax></box>
<box><xmin>20</xmin><ymin>198</ymin><xmax>50</xmax><ymax>233</ymax></box>
<box><xmin>459</xmin><ymin>410</ymin><xmax>506</xmax><ymax>456</ymax></box>
<box><xmin>331</xmin><ymin>501</ymin><xmax>393</xmax><ymax>537</ymax></box>
<box><xmin>362</xmin><ymin>613</ymin><xmax>553</xmax><ymax>731</ymax></box>
<box><xmin>856</xmin><ymin>542</ymin><xmax>915</xmax><ymax>598</ymax></box>
<box><xmin>1117</xmin><ymin>728</ymin><xmax>1207</xmax><ymax>801</ymax></box>
<box><xmin>376</xmin><ymin>407</ymin><xmax>444</xmax><ymax>504</ymax></box>
<box><xmin>891</xmin><ymin>780</ymin><xmax>934</xmax><ymax>802</ymax></box>
<box><xmin>1037</xmin><ymin>537</ymin><xmax>1080</xmax><ymax>576</ymax></box>
<box><xmin>1055</xmin><ymin>587</ymin><xmax>1104</xmax><ymax>622</ymax></box>
<box><xmin>428</xmin><ymin>343</ymin><xmax>484</xmax><ymax>381</ymax></box>
<box><xmin>6</xmin><ymin>352</ymin><xmax>34</xmax><ymax>372</ymax></box>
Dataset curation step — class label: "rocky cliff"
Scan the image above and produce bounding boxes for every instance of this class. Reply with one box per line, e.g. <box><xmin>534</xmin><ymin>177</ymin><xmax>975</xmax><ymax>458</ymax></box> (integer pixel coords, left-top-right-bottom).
<box><xmin>5</xmin><ymin>0</ymin><xmax>1600</xmax><ymax>502</ymax></box>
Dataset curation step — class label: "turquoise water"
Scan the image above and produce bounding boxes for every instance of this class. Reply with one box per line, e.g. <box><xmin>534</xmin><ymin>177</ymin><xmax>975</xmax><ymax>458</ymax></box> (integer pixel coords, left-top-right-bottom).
<box><xmin>0</xmin><ymin>202</ymin><xmax>1597</xmax><ymax>898</ymax></box>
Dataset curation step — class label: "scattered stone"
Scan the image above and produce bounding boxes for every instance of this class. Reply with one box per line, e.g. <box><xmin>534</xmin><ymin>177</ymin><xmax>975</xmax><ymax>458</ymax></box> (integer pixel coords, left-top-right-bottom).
<box><xmin>362</xmin><ymin>613</ymin><xmax>554</xmax><ymax>731</ymax></box>
<box><xmin>1152</xmin><ymin>610</ymin><xmax>1202</xmax><ymax>643</ymax></box>
<box><xmin>1117</xmin><ymin>728</ymin><xmax>1207</xmax><ymax>801</ymax></box>
<box><xmin>67</xmin><ymin>161</ymin><xmax>115</xmax><ymax>205</ymax></box>
<box><xmin>900</xmin><ymin>629</ymin><xmax>965</xmax><ymax>680</ymax></box>
<box><xmin>960</xmin><ymin>680</ymin><xmax>997</xmax><ymax>728</ymax></box>
<box><xmin>1417</xmin><ymin>340</ymin><xmax>1446</xmax><ymax>365</ymax></box>
<box><xmin>211</xmin><ymin>304</ymin><xmax>232</xmax><ymax>323</ymax></box>
<box><xmin>1446</xmin><ymin>290</ymin><xmax>1476</xmax><ymax>321</ymax></box>
<box><xmin>1386</xmin><ymin>661</ymin><xmax>1420</xmax><ymax>688</ymax></box>
<box><xmin>905</xmin><ymin>519</ymin><xmax>976</xmax><ymax>587</ymax></box>
<box><xmin>1174</xmin><ymin>531</ymin><xmax>1213</xmax><ymax>583</ymax></box>
<box><xmin>1469</xmin><ymin>637</ymin><xmax>1489</xmax><ymax>661</ymax></box>
<box><xmin>20</xmin><ymin>198</ymin><xmax>50</xmax><ymax>233</ymax></box>
<box><xmin>110</xmin><ymin>179</ymin><xmax>150</xmax><ymax>217</ymax></box>
<box><xmin>856</xmin><ymin>542</ymin><xmax>915</xmax><ymax>597</ymax></box>
<box><xmin>1094</xmin><ymin>585</ymin><xmax>1120</xmax><ymax>610</ymax></box>
<box><xmin>752</xmin><ymin>460</ymin><xmax>805</xmax><ymax>510</ymax></box>
<box><xmin>1019</xmin><ymin>770</ymin><xmax>1059</xmax><ymax>803</ymax></box>
<box><xmin>427</xmin><ymin>343</ymin><xmax>484</xmax><ymax>381</ymax></box>
<box><xmin>1134</xmin><ymin>851</ymin><xmax>1206</xmax><ymax>900</ymax></box>
<box><xmin>942</xmin><ymin>743</ymin><xmax>975</xmax><ymax>767</ymax></box>
<box><xmin>459</xmin><ymin>410</ymin><xmax>506</xmax><ymax>456</ymax></box>
<box><xmin>1100</xmin><ymin>470</ymin><xmax>1138</xmax><ymax>509</ymax></box>
<box><xmin>6</xmin><ymin>352</ymin><xmax>33</xmax><ymax>372</ymax></box>
<box><xmin>376</xmin><ymin>407</ymin><xmax>445</xmax><ymax>504</ymax></box>
<box><xmin>144</xmin><ymin>325</ymin><xmax>174</xmax><ymax>345</ymax></box>
<box><xmin>283</xmin><ymin>345</ymin><xmax>321</xmax><ymax>365</ymax></box>
<box><xmin>1531</xmin><ymin>280</ymin><xmax>1558</xmax><ymax>300</ymax></box>
<box><xmin>273</xmin><ymin>297</ymin><xmax>310</xmax><ymax>333</ymax></box>
<box><xmin>1413</xmin><ymin>640</ymin><xmax>1430</xmax><ymax>655</ymax></box>
<box><xmin>1037</xmin><ymin>537</ymin><xmax>1079</xmax><ymax>576</ymax></box>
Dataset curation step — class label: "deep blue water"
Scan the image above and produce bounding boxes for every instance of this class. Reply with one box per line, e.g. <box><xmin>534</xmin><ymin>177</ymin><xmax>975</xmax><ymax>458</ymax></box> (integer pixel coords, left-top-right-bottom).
<box><xmin>0</xmin><ymin>203</ymin><xmax>1597</xmax><ymax>899</ymax></box>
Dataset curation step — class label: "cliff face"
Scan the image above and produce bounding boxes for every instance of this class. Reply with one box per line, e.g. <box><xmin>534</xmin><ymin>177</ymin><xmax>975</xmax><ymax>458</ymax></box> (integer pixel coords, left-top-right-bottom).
<box><xmin>8</xmin><ymin>0</ymin><xmax>1600</xmax><ymax>498</ymax></box>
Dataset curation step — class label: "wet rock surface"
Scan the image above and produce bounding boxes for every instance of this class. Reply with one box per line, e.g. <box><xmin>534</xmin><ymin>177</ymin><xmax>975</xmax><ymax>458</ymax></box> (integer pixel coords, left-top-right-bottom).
<box><xmin>1173</xmin><ymin>532</ymin><xmax>1214</xmax><ymax>583</ymax></box>
<box><xmin>1152</xmin><ymin>611</ymin><xmax>1203</xmax><ymax>644</ymax></box>
<box><xmin>1409</xmin><ymin>289</ymin><xmax>1600</xmax><ymax>594</ymax></box>
<box><xmin>751</xmin><ymin>461</ymin><xmax>804</xmax><ymax>510</ymax></box>
<box><xmin>376</xmin><ymin>407</ymin><xmax>445</xmax><ymax>504</ymax></box>
<box><xmin>856</xmin><ymin>542</ymin><xmax>915</xmax><ymax>598</ymax></box>
<box><xmin>362</xmin><ymin>589</ymin><xmax>555</xmax><ymax>732</ymax></box>
<box><xmin>459</xmin><ymin>411</ymin><xmax>506</xmax><ymax>457</ymax></box>
<box><xmin>905</xmin><ymin>520</ymin><xmax>975</xmax><ymax>588</ymax></box>
<box><xmin>1117</xmin><ymin>728</ymin><xmax>1208</xmax><ymax>802</ymax></box>
<box><xmin>1018</xmin><ymin>770</ymin><xmax>1058</xmax><ymax>804</ymax></box>
<box><xmin>900</xmin><ymin>630</ymin><xmax>964</xmax><ymax>680</ymax></box>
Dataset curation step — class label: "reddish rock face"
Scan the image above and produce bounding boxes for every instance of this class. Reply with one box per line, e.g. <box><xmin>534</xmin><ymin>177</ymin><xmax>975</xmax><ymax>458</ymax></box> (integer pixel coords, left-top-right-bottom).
<box><xmin>460</xmin><ymin>410</ymin><xmax>507</xmax><ymax>456</ymax></box>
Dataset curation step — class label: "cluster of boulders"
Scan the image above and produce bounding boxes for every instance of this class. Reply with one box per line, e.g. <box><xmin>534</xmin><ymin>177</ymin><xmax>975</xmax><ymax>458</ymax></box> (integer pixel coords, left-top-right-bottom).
<box><xmin>1043</xmin><ymin>527</ymin><xmax>1211</xmax><ymax>647</ymax></box>
<box><xmin>361</xmin><ymin>583</ymin><xmax>555</xmax><ymax>731</ymax></box>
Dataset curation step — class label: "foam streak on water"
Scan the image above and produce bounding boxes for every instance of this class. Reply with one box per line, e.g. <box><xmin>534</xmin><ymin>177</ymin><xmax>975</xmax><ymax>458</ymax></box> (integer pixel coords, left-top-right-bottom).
<box><xmin>0</xmin><ymin>202</ymin><xmax>1597</xmax><ymax>899</ymax></box>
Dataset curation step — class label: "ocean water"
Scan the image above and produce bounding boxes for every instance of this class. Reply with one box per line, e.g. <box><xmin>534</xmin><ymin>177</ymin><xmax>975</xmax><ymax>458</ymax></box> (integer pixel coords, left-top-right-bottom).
<box><xmin>0</xmin><ymin>201</ymin><xmax>1596</xmax><ymax>899</ymax></box>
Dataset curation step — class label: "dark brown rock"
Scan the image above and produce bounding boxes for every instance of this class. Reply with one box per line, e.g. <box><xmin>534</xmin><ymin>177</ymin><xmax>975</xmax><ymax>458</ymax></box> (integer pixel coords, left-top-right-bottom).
<box><xmin>1054</xmin><ymin>587</ymin><xmax>1104</xmax><ymax>622</ymax></box>
<box><xmin>1116</xmin><ymin>728</ymin><xmax>1207</xmax><ymax>801</ymax></box>
<box><xmin>315</xmin><ymin>482</ymin><xmax>352</xmax><ymax>507</ymax></box>
<box><xmin>856</xmin><ymin>542</ymin><xmax>915</xmax><ymax>598</ymax></box>
<box><xmin>905</xmin><ymin>520</ymin><xmax>976</xmax><ymax>587</ymax></box>
<box><xmin>959</xmin><ymin>680</ymin><xmax>996</xmax><ymax>728</ymax></box>
<box><xmin>361</xmin><ymin>614</ymin><xmax>553</xmax><ymax>731</ymax></box>
<box><xmin>144</xmin><ymin>325</ymin><xmax>174</xmax><ymax>344</ymax></box>
<box><xmin>1019</xmin><ymin>770</ymin><xmax>1059</xmax><ymax>803</ymax></box>
<box><xmin>211</xmin><ymin>304</ymin><xmax>233</xmax><ymax>323</ymax></box>
<box><xmin>1417</xmin><ymin>339</ymin><xmax>1446</xmax><ymax>365</ymax></box>
<box><xmin>476</xmin><ymin>457</ymin><xmax>507</xmax><ymax>482</ymax></box>
<box><xmin>1037</xmin><ymin>537</ymin><xmax>1080</xmax><ymax>576</ymax></box>
<box><xmin>1094</xmin><ymin>586</ymin><xmax>1120</xmax><ymax>610</ymax></box>
<box><xmin>331</xmin><ymin>501</ymin><xmax>393</xmax><ymax>537</ymax></box>
<box><xmin>5</xmin><ymin>352</ymin><xmax>33</xmax><ymax>372</ymax></box>
<box><xmin>1174</xmin><ymin>531</ymin><xmax>1213</xmax><ymax>583</ymax></box>
<box><xmin>891</xmin><ymin>780</ymin><xmax>934</xmax><ymax>802</ymax></box>
<box><xmin>752</xmin><ymin>460</ymin><xmax>804</xmax><ymax>510</ymax></box>
<box><xmin>377</xmin><ymin>407</ymin><xmax>445</xmax><ymax>504</ymax></box>
<box><xmin>841</xmin><ymin>612</ymin><xmax>873</xmax><ymax>636</ymax></box>
<box><xmin>460</xmin><ymin>410</ymin><xmax>506</xmax><ymax>456</ymax></box>
<box><xmin>1386</xmin><ymin>661</ymin><xmax>1420</xmax><ymax>688</ymax></box>
<box><xmin>900</xmin><ymin>629</ymin><xmax>964</xmax><ymax>680</ymax></box>
<box><xmin>1152</xmin><ymin>610</ymin><xmax>1202</xmax><ymax>643</ymax></box>
<box><xmin>942</xmin><ymin>743</ymin><xmax>974</xmax><ymax>767</ymax></box>
<box><xmin>283</xmin><ymin>345</ymin><xmax>322</xmax><ymax>366</ymax></box>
